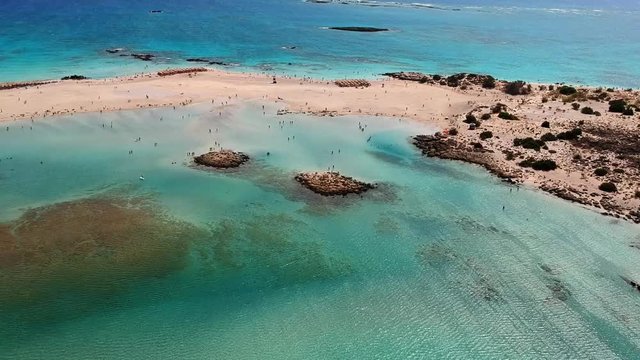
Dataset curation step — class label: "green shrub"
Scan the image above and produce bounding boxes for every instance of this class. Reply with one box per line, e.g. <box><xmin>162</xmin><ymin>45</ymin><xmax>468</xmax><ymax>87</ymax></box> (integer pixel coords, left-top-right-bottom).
<box><xmin>594</xmin><ymin>111</ymin><xmax>601</xmax><ymax>116</ymax></box>
<box><xmin>540</xmin><ymin>133</ymin><xmax>557</xmax><ymax>142</ymax></box>
<box><xmin>448</xmin><ymin>128</ymin><xmax>458</xmax><ymax>136</ymax></box>
<box><xmin>599</xmin><ymin>182</ymin><xmax>617</xmax><ymax>192</ymax></box>
<box><xmin>446</xmin><ymin>74</ymin><xmax>465</xmax><ymax>87</ymax></box>
<box><xmin>609</xmin><ymin>99</ymin><xmax>627</xmax><ymax>113</ymax></box>
<box><xmin>571</xmin><ymin>102</ymin><xmax>580</xmax><ymax>110</ymax></box>
<box><xmin>557</xmin><ymin>128</ymin><xmax>582</xmax><ymax>140</ymax></box>
<box><xmin>581</xmin><ymin>107</ymin><xmax>594</xmax><ymax>115</ymax></box>
<box><xmin>558</xmin><ymin>86</ymin><xmax>577</xmax><ymax>95</ymax></box>
<box><xmin>491</xmin><ymin>103</ymin><xmax>507</xmax><ymax>113</ymax></box>
<box><xmin>514</xmin><ymin>137</ymin><xmax>545</xmax><ymax>151</ymax></box>
<box><xmin>481</xmin><ymin>113</ymin><xmax>491</xmax><ymax>120</ymax></box>
<box><xmin>594</xmin><ymin>168</ymin><xmax>608</xmax><ymax>176</ymax></box>
<box><xmin>464</xmin><ymin>114</ymin><xmax>477</xmax><ymax>123</ymax></box>
<box><xmin>504</xmin><ymin>81</ymin><xmax>531</xmax><ymax>96</ymax></box>
<box><xmin>479</xmin><ymin>131</ymin><xmax>493</xmax><ymax>140</ymax></box>
<box><xmin>635</xmin><ymin>190</ymin><xmax>640</xmax><ymax>198</ymax></box>
<box><xmin>519</xmin><ymin>158</ymin><xmax>558</xmax><ymax>171</ymax></box>
<box><xmin>482</xmin><ymin>76</ymin><xmax>496</xmax><ymax>89</ymax></box>
<box><xmin>498</xmin><ymin>111</ymin><xmax>518</xmax><ymax>120</ymax></box>
<box><xmin>504</xmin><ymin>151</ymin><xmax>516</xmax><ymax>161</ymax></box>
<box><xmin>541</xmin><ymin>121</ymin><xmax>550</xmax><ymax>128</ymax></box>
<box><xmin>623</xmin><ymin>107</ymin><xmax>634</xmax><ymax>116</ymax></box>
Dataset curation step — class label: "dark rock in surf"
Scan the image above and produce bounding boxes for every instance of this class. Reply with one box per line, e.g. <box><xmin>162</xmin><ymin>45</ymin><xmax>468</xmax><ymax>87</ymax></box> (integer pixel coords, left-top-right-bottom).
<box><xmin>61</xmin><ymin>75</ymin><xmax>88</xmax><ymax>81</ymax></box>
<box><xmin>131</xmin><ymin>53</ymin><xmax>155</xmax><ymax>61</ymax></box>
<box><xmin>194</xmin><ymin>150</ymin><xmax>249</xmax><ymax>169</ymax></box>
<box><xmin>329</xmin><ymin>27</ymin><xmax>389</xmax><ymax>32</ymax></box>
<box><xmin>295</xmin><ymin>172</ymin><xmax>374</xmax><ymax>196</ymax></box>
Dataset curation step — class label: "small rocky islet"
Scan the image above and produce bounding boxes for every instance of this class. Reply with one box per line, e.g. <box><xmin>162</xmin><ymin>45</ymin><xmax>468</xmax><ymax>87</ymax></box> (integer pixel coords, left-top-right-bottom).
<box><xmin>295</xmin><ymin>171</ymin><xmax>375</xmax><ymax>196</ymax></box>
<box><xmin>194</xmin><ymin>150</ymin><xmax>249</xmax><ymax>169</ymax></box>
<box><xmin>329</xmin><ymin>26</ymin><xmax>389</xmax><ymax>32</ymax></box>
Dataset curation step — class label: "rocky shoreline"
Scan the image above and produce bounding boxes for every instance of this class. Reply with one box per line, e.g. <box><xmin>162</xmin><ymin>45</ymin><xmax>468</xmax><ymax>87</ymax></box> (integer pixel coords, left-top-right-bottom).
<box><xmin>0</xmin><ymin>80</ymin><xmax>54</xmax><ymax>90</ymax></box>
<box><xmin>194</xmin><ymin>150</ymin><xmax>249</xmax><ymax>169</ymax></box>
<box><xmin>413</xmin><ymin>133</ymin><xmax>639</xmax><ymax>223</ymax></box>
<box><xmin>406</xmin><ymin>73</ymin><xmax>640</xmax><ymax>223</ymax></box>
<box><xmin>413</xmin><ymin>134</ymin><xmax>518</xmax><ymax>181</ymax></box>
<box><xmin>295</xmin><ymin>172</ymin><xmax>375</xmax><ymax>196</ymax></box>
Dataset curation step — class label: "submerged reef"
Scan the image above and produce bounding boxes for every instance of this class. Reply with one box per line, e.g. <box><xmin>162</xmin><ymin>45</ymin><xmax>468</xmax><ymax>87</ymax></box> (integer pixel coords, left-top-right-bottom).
<box><xmin>0</xmin><ymin>193</ymin><xmax>352</xmax><ymax>324</ymax></box>
<box><xmin>198</xmin><ymin>214</ymin><xmax>352</xmax><ymax>287</ymax></box>
<box><xmin>416</xmin><ymin>243</ymin><xmax>502</xmax><ymax>302</ymax></box>
<box><xmin>0</xmin><ymin>195</ymin><xmax>202</xmax><ymax>313</ymax></box>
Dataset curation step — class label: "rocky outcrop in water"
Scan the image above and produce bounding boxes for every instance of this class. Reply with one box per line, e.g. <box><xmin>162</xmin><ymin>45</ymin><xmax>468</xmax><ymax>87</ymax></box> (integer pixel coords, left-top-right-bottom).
<box><xmin>382</xmin><ymin>72</ymin><xmax>429</xmax><ymax>82</ymax></box>
<box><xmin>194</xmin><ymin>150</ymin><xmax>249</xmax><ymax>169</ymax></box>
<box><xmin>329</xmin><ymin>27</ymin><xmax>388</xmax><ymax>32</ymax></box>
<box><xmin>383</xmin><ymin>72</ymin><xmax>498</xmax><ymax>88</ymax></box>
<box><xmin>131</xmin><ymin>53</ymin><xmax>155</xmax><ymax>61</ymax></box>
<box><xmin>295</xmin><ymin>171</ymin><xmax>374</xmax><ymax>196</ymax></box>
<box><xmin>186</xmin><ymin>58</ymin><xmax>230</xmax><ymax>66</ymax></box>
<box><xmin>413</xmin><ymin>134</ymin><xmax>515</xmax><ymax>181</ymax></box>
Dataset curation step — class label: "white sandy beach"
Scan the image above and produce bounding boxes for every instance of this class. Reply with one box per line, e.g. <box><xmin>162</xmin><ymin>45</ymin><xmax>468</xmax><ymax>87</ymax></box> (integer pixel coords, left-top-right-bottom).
<box><xmin>1</xmin><ymin>69</ymin><xmax>638</xmax><ymax>222</ymax></box>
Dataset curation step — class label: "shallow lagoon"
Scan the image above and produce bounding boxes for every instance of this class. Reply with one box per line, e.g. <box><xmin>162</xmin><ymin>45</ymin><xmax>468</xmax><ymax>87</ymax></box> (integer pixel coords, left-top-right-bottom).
<box><xmin>1</xmin><ymin>104</ymin><xmax>639</xmax><ymax>358</ymax></box>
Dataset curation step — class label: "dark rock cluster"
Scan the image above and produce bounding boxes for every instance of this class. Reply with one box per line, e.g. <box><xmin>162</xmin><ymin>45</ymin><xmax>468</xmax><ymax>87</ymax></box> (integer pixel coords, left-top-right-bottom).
<box><xmin>295</xmin><ymin>172</ymin><xmax>374</xmax><ymax>196</ymax></box>
<box><xmin>412</xmin><ymin>134</ymin><xmax>515</xmax><ymax>180</ymax></box>
<box><xmin>194</xmin><ymin>150</ymin><xmax>249</xmax><ymax>169</ymax></box>
<box><xmin>329</xmin><ymin>27</ymin><xmax>389</xmax><ymax>32</ymax></box>
<box><xmin>383</xmin><ymin>72</ymin><xmax>499</xmax><ymax>89</ymax></box>
<box><xmin>61</xmin><ymin>75</ymin><xmax>88</xmax><ymax>80</ymax></box>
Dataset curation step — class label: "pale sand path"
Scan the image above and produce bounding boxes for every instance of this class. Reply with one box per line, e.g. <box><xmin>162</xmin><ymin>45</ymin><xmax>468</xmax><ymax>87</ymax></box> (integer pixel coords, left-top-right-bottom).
<box><xmin>0</xmin><ymin>70</ymin><xmax>468</xmax><ymax>128</ymax></box>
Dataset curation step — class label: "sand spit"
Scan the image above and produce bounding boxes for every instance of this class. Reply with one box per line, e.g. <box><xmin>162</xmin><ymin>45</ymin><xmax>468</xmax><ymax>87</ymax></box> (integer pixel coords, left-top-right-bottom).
<box><xmin>0</xmin><ymin>68</ymin><xmax>638</xmax><ymax>222</ymax></box>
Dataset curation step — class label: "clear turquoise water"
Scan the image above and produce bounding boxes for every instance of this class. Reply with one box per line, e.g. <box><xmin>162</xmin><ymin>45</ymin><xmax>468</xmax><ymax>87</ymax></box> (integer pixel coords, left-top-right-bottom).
<box><xmin>1</xmin><ymin>104</ymin><xmax>639</xmax><ymax>358</ymax></box>
<box><xmin>1</xmin><ymin>0</ymin><xmax>640</xmax><ymax>87</ymax></box>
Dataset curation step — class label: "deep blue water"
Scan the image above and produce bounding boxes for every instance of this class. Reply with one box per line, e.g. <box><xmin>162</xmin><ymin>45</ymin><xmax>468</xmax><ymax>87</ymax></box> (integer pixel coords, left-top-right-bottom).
<box><xmin>1</xmin><ymin>0</ymin><xmax>640</xmax><ymax>86</ymax></box>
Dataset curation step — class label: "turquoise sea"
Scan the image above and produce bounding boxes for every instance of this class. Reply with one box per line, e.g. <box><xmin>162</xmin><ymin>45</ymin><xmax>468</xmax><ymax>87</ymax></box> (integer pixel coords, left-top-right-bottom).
<box><xmin>1</xmin><ymin>103</ymin><xmax>639</xmax><ymax>358</ymax></box>
<box><xmin>2</xmin><ymin>0</ymin><xmax>640</xmax><ymax>359</ymax></box>
<box><xmin>1</xmin><ymin>0</ymin><xmax>640</xmax><ymax>87</ymax></box>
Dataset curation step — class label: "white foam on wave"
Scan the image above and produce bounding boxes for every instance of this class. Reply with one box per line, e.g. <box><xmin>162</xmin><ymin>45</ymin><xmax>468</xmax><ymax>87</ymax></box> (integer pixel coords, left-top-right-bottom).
<box><xmin>306</xmin><ymin>0</ymin><xmax>617</xmax><ymax>16</ymax></box>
